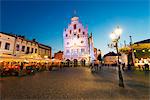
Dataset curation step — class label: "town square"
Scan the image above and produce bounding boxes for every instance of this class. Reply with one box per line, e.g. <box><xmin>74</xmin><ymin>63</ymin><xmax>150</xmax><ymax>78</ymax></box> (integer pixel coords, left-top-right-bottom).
<box><xmin>0</xmin><ymin>0</ymin><xmax>150</xmax><ymax>100</ymax></box>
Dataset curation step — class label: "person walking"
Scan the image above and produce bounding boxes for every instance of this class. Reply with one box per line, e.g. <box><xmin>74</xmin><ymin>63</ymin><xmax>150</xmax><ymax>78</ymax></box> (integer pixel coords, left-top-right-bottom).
<box><xmin>122</xmin><ymin>63</ymin><xmax>125</xmax><ymax>71</ymax></box>
<box><xmin>99</xmin><ymin>61</ymin><xmax>102</xmax><ymax>70</ymax></box>
<box><xmin>20</xmin><ymin>62</ymin><xmax>24</xmax><ymax>70</ymax></box>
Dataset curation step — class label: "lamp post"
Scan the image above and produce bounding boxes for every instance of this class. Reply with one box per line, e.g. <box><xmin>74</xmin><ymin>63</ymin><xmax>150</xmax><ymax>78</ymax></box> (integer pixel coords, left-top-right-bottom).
<box><xmin>129</xmin><ymin>35</ymin><xmax>135</xmax><ymax>66</ymax></box>
<box><xmin>110</xmin><ymin>26</ymin><xmax>124</xmax><ymax>88</ymax></box>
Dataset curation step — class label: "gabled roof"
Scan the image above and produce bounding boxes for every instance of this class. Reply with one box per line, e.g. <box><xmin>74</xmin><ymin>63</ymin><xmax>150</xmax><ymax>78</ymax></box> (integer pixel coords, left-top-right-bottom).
<box><xmin>38</xmin><ymin>43</ymin><xmax>51</xmax><ymax>49</ymax></box>
<box><xmin>103</xmin><ymin>52</ymin><xmax>121</xmax><ymax>57</ymax></box>
<box><xmin>134</xmin><ymin>39</ymin><xmax>150</xmax><ymax>44</ymax></box>
<box><xmin>57</xmin><ymin>51</ymin><xmax>63</xmax><ymax>53</ymax></box>
<box><xmin>1</xmin><ymin>32</ymin><xmax>51</xmax><ymax>48</ymax></box>
<box><xmin>0</xmin><ymin>32</ymin><xmax>17</xmax><ymax>37</ymax></box>
<box><xmin>0</xmin><ymin>32</ymin><xmax>38</xmax><ymax>43</ymax></box>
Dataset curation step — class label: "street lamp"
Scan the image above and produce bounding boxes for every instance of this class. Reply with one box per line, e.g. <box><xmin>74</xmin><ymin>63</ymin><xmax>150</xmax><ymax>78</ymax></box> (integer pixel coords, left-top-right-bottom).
<box><xmin>114</xmin><ymin>26</ymin><xmax>122</xmax><ymax>37</ymax></box>
<box><xmin>110</xmin><ymin>26</ymin><xmax>124</xmax><ymax>88</ymax></box>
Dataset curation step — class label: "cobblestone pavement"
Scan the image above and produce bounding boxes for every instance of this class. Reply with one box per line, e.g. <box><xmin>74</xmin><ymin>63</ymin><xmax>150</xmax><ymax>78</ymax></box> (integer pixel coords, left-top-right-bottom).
<box><xmin>0</xmin><ymin>67</ymin><xmax>150</xmax><ymax>100</ymax></box>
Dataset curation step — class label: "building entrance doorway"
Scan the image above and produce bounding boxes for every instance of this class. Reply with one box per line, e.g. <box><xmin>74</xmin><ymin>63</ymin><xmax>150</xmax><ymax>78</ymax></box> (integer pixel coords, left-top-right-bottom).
<box><xmin>81</xmin><ymin>59</ymin><xmax>86</xmax><ymax>66</ymax></box>
<box><xmin>73</xmin><ymin>59</ymin><xmax>78</xmax><ymax>67</ymax></box>
<box><xmin>66</xmin><ymin>59</ymin><xmax>70</xmax><ymax>67</ymax></box>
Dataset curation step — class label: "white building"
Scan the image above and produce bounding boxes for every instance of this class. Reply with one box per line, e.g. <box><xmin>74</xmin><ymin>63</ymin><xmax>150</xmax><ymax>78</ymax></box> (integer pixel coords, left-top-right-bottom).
<box><xmin>0</xmin><ymin>32</ymin><xmax>16</xmax><ymax>55</ymax></box>
<box><xmin>0</xmin><ymin>32</ymin><xmax>51</xmax><ymax>59</ymax></box>
<box><xmin>63</xmin><ymin>16</ymin><xmax>95</xmax><ymax>63</ymax></box>
<box><xmin>14</xmin><ymin>36</ymin><xmax>38</xmax><ymax>56</ymax></box>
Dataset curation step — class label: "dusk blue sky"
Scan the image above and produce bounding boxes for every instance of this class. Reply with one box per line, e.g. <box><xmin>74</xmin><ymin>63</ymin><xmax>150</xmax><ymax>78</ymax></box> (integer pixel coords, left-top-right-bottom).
<box><xmin>1</xmin><ymin>0</ymin><xmax>150</xmax><ymax>56</ymax></box>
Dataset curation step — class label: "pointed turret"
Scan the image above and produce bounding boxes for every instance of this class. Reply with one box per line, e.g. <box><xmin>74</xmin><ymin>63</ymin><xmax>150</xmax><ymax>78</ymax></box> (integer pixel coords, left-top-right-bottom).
<box><xmin>71</xmin><ymin>10</ymin><xmax>79</xmax><ymax>22</ymax></box>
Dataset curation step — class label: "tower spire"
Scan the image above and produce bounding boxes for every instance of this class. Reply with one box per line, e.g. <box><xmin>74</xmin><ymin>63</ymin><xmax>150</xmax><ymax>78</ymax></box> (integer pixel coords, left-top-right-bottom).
<box><xmin>73</xmin><ymin>10</ymin><xmax>77</xmax><ymax>17</ymax></box>
<box><xmin>71</xmin><ymin>10</ymin><xmax>79</xmax><ymax>21</ymax></box>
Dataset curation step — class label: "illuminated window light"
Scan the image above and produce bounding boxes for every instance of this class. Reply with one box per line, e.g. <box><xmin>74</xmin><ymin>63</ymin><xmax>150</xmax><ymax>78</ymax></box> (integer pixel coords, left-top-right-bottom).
<box><xmin>134</xmin><ymin>50</ymin><xmax>136</xmax><ymax>52</ymax></box>
<box><xmin>44</xmin><ymin>55</ymin><xmax>48</xmax><ymax>58</ymax></box>
<box><xmin>149</xmin><ymin>49</ymin><xmax>150</xmax><ymax>52</ymax></box>
<box><xmin>142</xmin><ymin>50</ymin><xmax>145</xmax><ymax>52</ymax></box>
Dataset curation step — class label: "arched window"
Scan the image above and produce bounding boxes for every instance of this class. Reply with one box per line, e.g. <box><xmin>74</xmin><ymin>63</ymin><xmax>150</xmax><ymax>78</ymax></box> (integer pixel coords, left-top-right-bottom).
<box><xmin>16</xmin><ymin>44</ymin><xmax>20</xmax><ymax>51</ymax></box>
<box><xmin>81</xmin><ymin>49</ymin><xmax>85</xmax><ymax>53</ymax></box>
<box><xmin>83</xmin><ymin>32</ymin><xmax>85</xmax><ymax>35</ymax></box>
<box><xmin>66</xmin><ymin>34</ymin><xmax>68</xmax><ymax>37</ymax></box>
<box><xmin>81</xmin><ymin>41</ymin><xmax>84</xmax><ymax>44</ymax></box>
<box><xmin>70</xmin><ymin>30</ymin><xmax>72</xmax><ymax>34</ymax></box>
<box><xmin>66</xmin><ymin>50</ymin><xmax>70</xmax><ymax>53</ymax></box>
<box><xmin>77</xmin><ymin>34</ymin><xmax>79</xmax><ymax>38</ymax></box>
<box><xmin>74</xmin><ymin>24</ymin><xmax>76</xmax><ymax>29</ymax></box>
<box><xmin>78</xmin><ymin>28</ymin><xmax>81</xmax><ymax>33</ymax></box>
<box><xmin>0</xmin><ymin>41</ymin><xmax>2</xmax><ymax>49</ymax></box>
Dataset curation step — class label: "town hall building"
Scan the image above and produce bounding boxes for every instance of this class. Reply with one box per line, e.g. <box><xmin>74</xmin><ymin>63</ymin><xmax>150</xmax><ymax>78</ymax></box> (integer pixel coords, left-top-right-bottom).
<box><xmin>63</xmin><ymin>16</ymin><xmax>95</xmax><ymax>63</ymax></box>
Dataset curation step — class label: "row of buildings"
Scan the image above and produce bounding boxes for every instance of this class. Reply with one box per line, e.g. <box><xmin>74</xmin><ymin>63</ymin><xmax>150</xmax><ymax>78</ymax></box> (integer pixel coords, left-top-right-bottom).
<box><xmin>103</xmin><ymin>39</ymin><xmax>150</xmax><ymax>66</ymax></box>
<box><xmin>0</xmin><ymin>32</ymin><xmax>51</xmax><ymax>59</ymax></box>
<box><xmin>1</xmin><ymin>15</ymin><xmax>101</xmax><ymax>64</ymax></box>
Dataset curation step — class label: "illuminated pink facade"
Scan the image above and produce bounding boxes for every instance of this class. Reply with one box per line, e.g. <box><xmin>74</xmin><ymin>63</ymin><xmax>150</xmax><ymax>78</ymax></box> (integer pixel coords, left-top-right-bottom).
<box><xmin>63</xmin><ymin>16</ymin><xmax>95</xmax><ymax>62</ymax></box>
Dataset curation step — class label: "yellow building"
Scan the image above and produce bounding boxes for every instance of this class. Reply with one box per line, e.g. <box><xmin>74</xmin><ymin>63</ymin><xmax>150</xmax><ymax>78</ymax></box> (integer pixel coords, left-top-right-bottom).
<box><xmin>119</xmin><ymin>39</ymin><xmax>150</xmax><ymax>67</ymax></box>
<box><xmin>103</xmin><ymin>52</ymin><xmax>121</xmax><ymax>65</ymax></box>
<box><xmin>38</xmin><ymin>43</ymin><xmax>51</xmax><ymax>59</ymax></box>
<box><xmin>54</xmin><ymin>51</ymin><xmax>63</xmax><ymax>61</ymax></box>
<box><xmin>0</xmin><ymin>32</ymin><xmax>52</xmax><ymax>60</ymax></box>
<box><xmin>0</xmin><ymin>32</ymin><xmax>16</xmax><ymax>55</ymax></box>
<box><xmin>14</xmin><ymin>36</ymin><xmax>39</xmax><ymax>56</ymax></box>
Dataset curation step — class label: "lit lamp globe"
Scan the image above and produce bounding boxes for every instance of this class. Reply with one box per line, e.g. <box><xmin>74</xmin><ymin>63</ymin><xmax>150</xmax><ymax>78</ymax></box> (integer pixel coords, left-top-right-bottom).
<box><xmin>110</xmin><ymin>32</ymin><xmax>116</xmax><ymax>41</ymax></box>
<box><xmin>114</xmin><ymin>26</ymin><xmax>122</xmax><ymax>37</ymax></box>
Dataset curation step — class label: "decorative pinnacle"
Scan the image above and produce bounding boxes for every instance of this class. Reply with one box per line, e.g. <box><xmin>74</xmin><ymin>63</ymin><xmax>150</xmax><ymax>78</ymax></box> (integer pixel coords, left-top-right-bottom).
<box><xmin>73</xmin><ymin>10</ymin><xmax>77</xmax><ymax>16</ymax></box>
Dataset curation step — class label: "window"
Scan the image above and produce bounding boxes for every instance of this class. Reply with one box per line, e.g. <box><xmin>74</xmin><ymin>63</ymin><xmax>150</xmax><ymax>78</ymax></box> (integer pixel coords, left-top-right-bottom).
<box><xmin>74</xmin><ymin>24</ymin><xmax>76</xmax><ymax>29</ymax></box>
<box><xmin>45</xmin><ymin>50</ymin><xmax>47</xmax><ymax>54</ymax></box>
<box><xmin>35</xmin><ymin>49</ymin><xmax>37</xmax><ymax>53</ymax></box>
<box><xmin>81</xmin><ymin>49</ymin><xmax>85</xmax><ymax>53</ymax></box>
<box><xmin>81</xmin><ymin>41</ymin><xmax>84</xmax><ymax>44</ymax></box>
<box><xmin>66</xmin><ymin>34</ymin><xmax>68</xmax><ymax>37</ymax></box>
<box><xmin>31</xmin><ymin>48</ymin><xmax>34</xmax><ymax>53</ymax></box>
<box><xmin>66</xmin><ymin>49</ymin><xmax>70</xmax><ymax>53</ymax></box>
<box><xmin>16</xmin><ymin>44</ymin><xmax>20</xmax><ymax>51</ymax></box>
<box><xmin>83</xmin><ymin>32</ymin><xmax>85</xmax><ymax>35</ymax></box>
<box><xmin>26</xmin><ymin>47</ymin><xmax>30</xmax><ymax>54</ymax></box>
<box><xmin>70</xmin><ymin>30</ymin><xmax>72</xmax><ymax>34</ymax></box>
<box><xmin>5</xmin><ymin>42</ymin><xmax>10</xmax><ymax>50</ymax></box>
<box><xmin>77</xmin><ymin>35</ymin><xmax>79</xmax><ymax>38</ymax></box>
<box><xmin>78</xmin><ymin>28</ymin><xmax>81</xmax><ymax>33</ymax></box>
<box><xmin>22</xmin><ymin>46</ymin><xmax>25</xmax><ymax>52</ymax></box>
<box><xmin>0</xmin><ymin>41</ymin><xmax>1</xmax><ymax>48</ymax></box>
<box><xmin>74</xmin><ymin>33</ymin><xmax>76</xmax><ymax>36</ymax></box>
<box><xmin>67</xmin><ymin>42</ymin><xmax>69</xmax><ymax>45</ymax></box>
<box><xmin>77</xmin><ymin>49</ymin><xmax>79</xmax><ymax>53</ymax></box>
